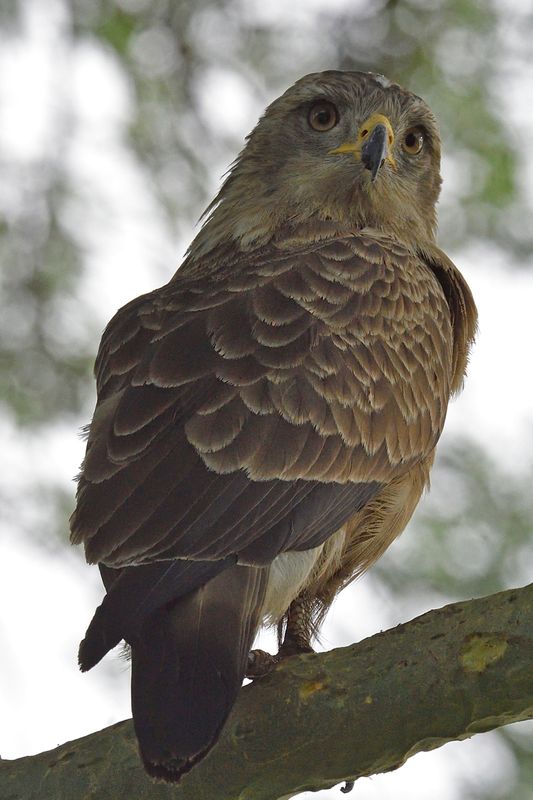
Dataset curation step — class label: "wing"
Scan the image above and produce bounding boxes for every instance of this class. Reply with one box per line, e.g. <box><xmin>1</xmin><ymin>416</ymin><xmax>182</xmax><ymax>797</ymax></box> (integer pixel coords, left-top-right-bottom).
<box><xmin>70</xmin><ymin>230</ymin><xmax>458</xmax><ymax>569</ymax></box>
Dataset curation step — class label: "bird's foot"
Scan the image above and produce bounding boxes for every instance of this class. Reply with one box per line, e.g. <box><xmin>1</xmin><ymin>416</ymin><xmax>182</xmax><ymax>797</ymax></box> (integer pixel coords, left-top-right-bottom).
<box><xmin>246</xmin><ymin>640</ymin><xmax>315</xmax><ymax>679</ymax></box>
<box><xmin>246</xmin><ymin>649</ymin><xmax>280</xmax><ymax>678</ymax></box>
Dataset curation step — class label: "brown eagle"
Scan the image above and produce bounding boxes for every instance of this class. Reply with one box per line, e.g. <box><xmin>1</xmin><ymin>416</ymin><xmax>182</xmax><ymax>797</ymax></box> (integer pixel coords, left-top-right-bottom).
<box><xmin>70</xmin><ymin>70</ymin><xmax>477</xmax><ymax>782</ymax></box>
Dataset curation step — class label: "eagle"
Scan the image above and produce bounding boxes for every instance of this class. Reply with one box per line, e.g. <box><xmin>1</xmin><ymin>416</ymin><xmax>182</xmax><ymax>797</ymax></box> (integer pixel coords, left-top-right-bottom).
<box><xmin>70</xmin><ymin>70</ymin><xmax>477</xmax><ymax>782</ymax></box>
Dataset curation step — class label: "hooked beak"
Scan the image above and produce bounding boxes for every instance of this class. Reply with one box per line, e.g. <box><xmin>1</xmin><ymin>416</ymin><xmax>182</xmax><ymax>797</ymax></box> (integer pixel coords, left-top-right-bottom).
<box><xmin>361</xmin><ymin>124</ymin><xmax>389</xmax><ymax>182</ymax></box>
<box><xmin>329</xmin><ymin>113</ymin><xmax>396</xmax><ymax>182</ymax></box>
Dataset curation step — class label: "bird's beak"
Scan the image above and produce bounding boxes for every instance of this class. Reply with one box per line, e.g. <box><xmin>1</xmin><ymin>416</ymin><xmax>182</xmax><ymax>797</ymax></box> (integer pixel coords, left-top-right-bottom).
<box><xmin>329</xmin><ymin>113</ymin><xmax>396</xmax><ymax>182</ymax></box>
<box><xmin>360</xmin><ymin>122</ymin><xmax>392</xmax><ymax>182</ymax></box>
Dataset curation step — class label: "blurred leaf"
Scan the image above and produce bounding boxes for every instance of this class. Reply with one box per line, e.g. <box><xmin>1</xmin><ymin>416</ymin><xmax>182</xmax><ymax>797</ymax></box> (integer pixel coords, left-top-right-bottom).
<box><xmin>96</xmin><ymin>8</ymin><xmax>138</xmax><ymax>55</ymax></box>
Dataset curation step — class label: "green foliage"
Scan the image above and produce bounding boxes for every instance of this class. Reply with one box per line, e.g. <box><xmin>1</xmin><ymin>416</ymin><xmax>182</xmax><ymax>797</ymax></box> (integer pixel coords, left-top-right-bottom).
<box><xmin>96</xmin><ymin>7</ymin><xmax>138</xmax><ymax>55</ymax></box>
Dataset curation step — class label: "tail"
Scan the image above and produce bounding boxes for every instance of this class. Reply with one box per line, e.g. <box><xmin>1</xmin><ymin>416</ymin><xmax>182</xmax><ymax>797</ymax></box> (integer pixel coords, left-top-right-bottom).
<box><xmin>78</xmin><ymin>557</ymin><xmax>236</xmax><ymax>672</ymax></box>
<box><xmin>130</xmin><ymin>564</ymin><xmax>267</xmax><ymax>782</ymax></box>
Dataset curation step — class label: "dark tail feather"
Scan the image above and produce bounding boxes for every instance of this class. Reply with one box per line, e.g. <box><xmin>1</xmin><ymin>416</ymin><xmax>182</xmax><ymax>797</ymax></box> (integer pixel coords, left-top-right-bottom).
<box><xmin>131</xmin><ymin>563</ymin><xmax>266</xmax><ymax>782</ymax></box>
<box><xmin>78</xmin><ymin>556</ymin><xmax>236</xmax><ymax>672</ymax></box>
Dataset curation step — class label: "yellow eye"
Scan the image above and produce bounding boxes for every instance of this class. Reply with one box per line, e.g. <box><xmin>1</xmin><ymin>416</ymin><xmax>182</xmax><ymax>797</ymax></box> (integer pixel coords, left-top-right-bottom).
<box><xmin>402</xmin><ymin>126</ymin><xmax>425</xmax><ymax>155</ymax></box>
<box><xmin>308</xmin><ymin>101</ymin><xmax>339</xmax><ymax>132</ymax></box>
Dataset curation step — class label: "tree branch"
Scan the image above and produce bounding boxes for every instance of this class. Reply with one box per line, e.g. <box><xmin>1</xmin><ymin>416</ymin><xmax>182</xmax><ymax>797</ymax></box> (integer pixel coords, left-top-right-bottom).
<box><xmin>2</xmin><ymin>584</ymin><xmax>532</xmax><ymax>800</ymax></box>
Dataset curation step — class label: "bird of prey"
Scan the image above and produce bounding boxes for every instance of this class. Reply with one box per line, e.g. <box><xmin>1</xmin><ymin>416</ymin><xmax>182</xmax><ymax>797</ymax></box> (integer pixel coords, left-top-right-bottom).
<box><xmin>70</xmin><ymin>70</ymin><xmax>477</xmax><ymax>782</ymax></box>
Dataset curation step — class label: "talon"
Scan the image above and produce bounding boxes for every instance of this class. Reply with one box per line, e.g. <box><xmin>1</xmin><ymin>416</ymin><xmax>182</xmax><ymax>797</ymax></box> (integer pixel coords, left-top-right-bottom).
<box><xmin>245</xmin><ymin>649</ymin><xmax>280</xmax><ymax>678</ymax></box>
<box><xmin>340</xmin><ymin>780</ymin><xmax>354</xmax><ymax>793</ymax></box>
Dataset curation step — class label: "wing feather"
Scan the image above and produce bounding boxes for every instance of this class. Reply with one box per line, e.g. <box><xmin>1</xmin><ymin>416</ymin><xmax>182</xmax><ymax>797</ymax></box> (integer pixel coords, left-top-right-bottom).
<box><xmin>71</xmin><ymin>229</ymin><xmax>470</xmax><ymax>571</ymax></box>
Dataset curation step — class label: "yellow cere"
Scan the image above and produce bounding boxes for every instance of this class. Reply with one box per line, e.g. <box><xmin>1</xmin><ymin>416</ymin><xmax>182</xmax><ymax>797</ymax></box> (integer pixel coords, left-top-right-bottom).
<box><xmin>330</xmin><ymin>113</ymin><xmax>397</xmax><ymax>171</ymax></box>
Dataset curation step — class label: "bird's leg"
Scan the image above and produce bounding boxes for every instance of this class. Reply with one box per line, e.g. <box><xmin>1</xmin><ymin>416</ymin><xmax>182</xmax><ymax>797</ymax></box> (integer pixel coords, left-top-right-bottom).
<box><xmin>277</xmin><ymin>594</ymin><xmax>315</xmax><ymax>657</ymax></box>
<box><xmin>246</xmin><ymin>595</ymin><xmax>315</xmax><ymax>679</ymax></box>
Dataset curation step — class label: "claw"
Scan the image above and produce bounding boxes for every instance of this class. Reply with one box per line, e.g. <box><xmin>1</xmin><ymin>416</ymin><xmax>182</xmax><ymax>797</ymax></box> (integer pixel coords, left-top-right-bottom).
<box><xmin>245</xmin><ymin>649</ymin><xmax>280</xmax><ymax>678</ymax></box>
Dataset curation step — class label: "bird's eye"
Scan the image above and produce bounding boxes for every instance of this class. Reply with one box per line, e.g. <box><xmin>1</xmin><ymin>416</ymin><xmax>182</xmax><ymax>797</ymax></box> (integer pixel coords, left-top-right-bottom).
<box><xmin>308</xmin><ymin>101</ymin><xmax>339</xmax><ymax>132</ymax></box>
<box><xmin>402</xmin><ymin>127</ymin><xmax>425</xmax><ymax>155</ymax></box>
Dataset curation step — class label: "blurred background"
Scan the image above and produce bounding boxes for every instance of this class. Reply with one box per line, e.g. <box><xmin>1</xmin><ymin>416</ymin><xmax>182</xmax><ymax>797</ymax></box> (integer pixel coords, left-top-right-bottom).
<box><xmin>1</xmin><ymin>0</ymin><xmax>533</xmax><ymax>797</ymax></box>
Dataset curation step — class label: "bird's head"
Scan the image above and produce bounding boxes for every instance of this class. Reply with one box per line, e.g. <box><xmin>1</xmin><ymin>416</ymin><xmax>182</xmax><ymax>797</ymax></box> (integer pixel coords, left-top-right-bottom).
<box><xmin>190</xmin><ymin>71</ymin><xmax>442</xmax><ymax>259</ymax></box>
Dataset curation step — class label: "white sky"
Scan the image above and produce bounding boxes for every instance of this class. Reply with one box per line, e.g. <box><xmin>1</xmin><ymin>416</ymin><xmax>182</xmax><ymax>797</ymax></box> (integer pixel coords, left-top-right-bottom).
<box><xmin>1</xmin><ymin>2</ymin><xmax>532</xmax><ymax>798</ymax></box>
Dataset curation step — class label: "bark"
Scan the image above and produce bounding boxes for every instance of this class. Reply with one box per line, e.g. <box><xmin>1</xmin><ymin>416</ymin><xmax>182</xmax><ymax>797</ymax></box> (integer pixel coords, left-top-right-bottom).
<box><xmin>2</xmin><ymin>584</ymin><xmax>532</xmax><ymax>800</ymax></box>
